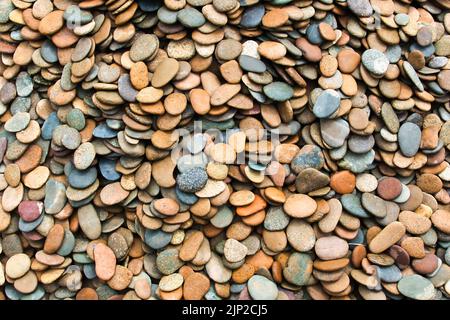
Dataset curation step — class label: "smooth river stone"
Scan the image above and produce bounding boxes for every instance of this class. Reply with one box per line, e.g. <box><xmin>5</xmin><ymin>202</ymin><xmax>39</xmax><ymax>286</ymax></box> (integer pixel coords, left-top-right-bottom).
<box><xmin>320</xmin><ymin>118</ymin><xmax>350</xmax><ymax>148</ymax></box>
<box><xmin>18</xmin><ymin>201</ymin><xmax>43</xmax><ymax>222</ymax></box>
<box><xmin>398</xmin><ymin>122</ymin><xmax>421</xmax><ymax>157</ymax></box>
<box><xmin>315</xmin><ymin>236</ymin><xmax>349</xmax><ymax>260</ymax></box>
<box><xmin>398</xmin><ymin>275</ymin><xmax>435</xmax><ymax>300</ymax></box>
<box><xmin>144</xmin><ymin>229</ymin><xmax>172</xmax><ymax>250</ymax></box>
<box><xmin>263</xmin><ymin>82</ymin><xmax>294</xmax><ymax>102</ymax></box>
<box><xmin>313</xmin><ymin>89</ymin><xmax>341</xmax><ymax>118</ymax></box>
<box><xmin>77</xmin><ymin>204</ymin><xmax>101</xmax><ymax>240</ymax></box>
<box><xmin>247</xmin><ymin>275</ymin><xmax>278</xmax><ymax>300</ymax></box>
<box><xmin>44</xmin><ymin>180</ymin><xmax>67</xmax><ymax>214</ymax></box>
<box><xmin>369</xmin><ymin>221</ymin><xmax>406</xmax><ymax>254</ymax></box>
<box><xmin>68</xmin><ymin>167</ymin><xmax>97</xmax><ymax>189</ymax></box>
<box><xmin>283</xmin><ymin>252</ymin><xmax>313</xmax><ymax>286</ymax></box>
<box><xmin>341</xmin><ymin>194</ymin><xmax>370</xmax><ymax>218</ymax></box>
<box><xmin>205</xmin><ymin>253</ymin><xmax>232</xmax><ymax>283</ymax></box>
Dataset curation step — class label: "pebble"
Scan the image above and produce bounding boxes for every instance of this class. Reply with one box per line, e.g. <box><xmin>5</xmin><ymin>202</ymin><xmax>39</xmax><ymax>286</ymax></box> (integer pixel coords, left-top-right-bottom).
<box><xmin>362</xmin><ymin>49</ymin><xmax>389</xmax><ymax>76</ymax></box>
<box><xmin>398</xmin><ymin>275</ymin><xmax>435</xmax><ymax>300</ymax></box>
<box><xmin>247</xmin><ymin>275</ymin><xmax>278</xmax><ymax>300</ymax></box>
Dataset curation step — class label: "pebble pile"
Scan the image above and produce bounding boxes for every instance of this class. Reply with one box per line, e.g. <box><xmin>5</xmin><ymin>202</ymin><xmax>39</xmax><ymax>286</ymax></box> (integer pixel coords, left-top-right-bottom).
<box><xmin>0</xmin><ymin>0</ymin><xmax>450</xmax><ymax>301</ymax></box>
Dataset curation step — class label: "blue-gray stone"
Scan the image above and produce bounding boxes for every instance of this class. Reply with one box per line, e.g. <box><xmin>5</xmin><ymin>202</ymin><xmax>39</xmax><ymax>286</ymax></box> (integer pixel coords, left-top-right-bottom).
<box><xmin>248</xmin><ymin>162</ymin><xmax>266</xmax><ymax>171</ymax></box>
<box><xmin>177</xmin><ymin>153</ymin><xmax>208</xmax><ymax>172</ymax></box>
<box><xmin>263</xmin><ymin>82</ymin><xmax>294</xmax><ymax>101</ymax></box>
<box><xmin>15</xmin><ymin>72</ymin><xmax>33</xmax><ymax>97</ymax></box>
<box><xmin>385</xmin><ymin>45</ymin><xmax>402</xmax><ymax>63</ymax></box>
<box><xmin>339</xmin><ymin>150</ymin><xmax>375</xmax><ymax>173</ymax></box>
<box><xmin>403</xmin><ymin>61</ymin><xmax>424</xmax><ymax>91</ymax></box>
<box><xmin>57</xmin><ymin>229</ymin><xmax>76</xmax><ymax>256</ymax></box>
<box><xmin>348</xmin><ymin>134</ymin><xmax>375</xmax><ymax>153</ymax></box>
<box><xmin>291</xmin><ymin>145</ymin><xmax>324</xmax><ymax>174</ymax></box>
<box><xmin>99</xmin><ymin>158</ymin><xmax>121</xmax><ymax>181</ymax></box>
<box><xmin>210</xmin><ymin>206</ymin><xmax>234</xmax><ymax>228</ymax></box>
<box><xmin>445</xmin><ymin>247</ymin><xmax>450</xmax><ymax>265</ymax></box>
<box><xmin>394</xmin><ymin>14</ymin><xmax>409</xmax><ymax>26</ymax></box>
<box><xmin>93</xmin><ymin>122</ymin><xmax>118</xmax><ymax>138</ymax></box>
<box><xmin>239</xmin><ymin>55</ymin><xmax>267</xmax><ymax>73</ymax></box>
<box><xmin>429</xmin><ymin>56</ymin><xmax>448</xmax><ymax>69</ymax></box>
<box><xmin>377</xmin><ymin>265</ymin><xmax>402</xmax><ymax>283</ymax></box>
<box><xmin>0</xmin><ymin>0</ymin><xmax>14</xmax><ymax>24</ymax></box>
<box><xmin>157</xmin><ymin>6</ymin><xmax>178</xmax><ymax>24</ymax></box>
<box><xmin>175</xmin><ymin>186</ymin><xmax>198</xmax><ymax>205</ymax></box>
<box><xmin>144</xmin><ymin>229</ymin><xmax>172</xmax><ymax>250</ymax></box>
<box><xmin>362</xmin><ymin>49</ymin><xmax>389</xmax><ymax>75</ymax></box>
<box><xmin>68</xmin><ymin>167</ymin><xmax>98</xmax><ymax>189</ymax></box>
<box><xmin>248</xmin><ymin>275</ymin><xmax>278</xmax><ymax>300</ymax></box>
<box><xmin>398</xmin><ymin>275</ymin><xmax>435</xmax><ymax>300</ymax></box>
<box><xmin>83</xmin><ymin>263</ymin><xmax>97</xmax><ymax>279</ymax></box>
<box><xmin>347</xmin><ymin>0</ymin><xmax>373</xmax><ymax>17</ymax></box>
<box><xmin>264</xmin><ymin>207</ymin><xmax>290</xmax><ymax>231</ymax></box>
<box><xmin>41</xmin><ymin>40</ymin><xmax>58</xmax><ymax>64</ymax></box>
<box><xmin>96</xmin><ymin>285</ymin><xmax>118</xmax><ymax>300</ymax></box>
<box><xmin>41</xmin><ymin>112</ymin><xmax>61</xmax><ymax>140</ymax></box>
<box><xmin>4</xmin><ymin>285</ymin><xmax>23</xmax><ymax>300</ymax></box>
<box><xmin>21</xmin><ymin>285</ymin><xmax>45</xmax><ymax>300</ymax></box>
<box><xmin>313</xmin><ymin>89</ymin><xmax>341</xmax><ymax>118</ymax></box>
<box><xmin>137</xmin><ymin>0</ymin><xmax>162</xmax><ymax>12</ymax></box>
<box><xmin>11</xmin><ymin>97</ymin><xmax>31</xmax><ymax>114</ymax></box>
<box><xmin>118</xmin><ymin>74</ymin><xmax>138</xmax><ymax>102</ymax></box>
<box><xmin>230</xmin><ymin>283</ymin><xmax>246</xmax><ymax>293</ymax></box>
<box><xmin>341</xmin><ymin>194</ymin><xmax>370</xmax><ymax>218</ymax></box>
<box><xmin>176</xmin><ymin>167</ymin><xmax>208</xmax><ymax>193</ymax></box>
<box><xmin>398</xmin><ymin>122</ymin><xmax>421</xmax><ymax>157</ymax></box>
<box><xmin>44</xmin><ymin>180</ymin><xmax>67</xmax><ymax>214</ymax></box>
<box><xmin>240</xmin><ymin>4</ymin><xmax>265</xmax><ymax>28</ymax></box>
<box><xmin>306</xmin><ymin>23</ymin><xmax>323</xmax><ymax>45</ymax></box>
<box><xmin>205</xmin><ymin>287</ymin><xmax>222</xmax><ymax>300</ymax></box>
<box><xmin>177</xmin><ymin>7</ymin><xmax>205</xmax><ymax>28</ymax></box>
<box><xmin>19</xmin><ymin>213</ymin><xmax>45</xmax><ymax>232</ymax></box>
<box><xmin>72</xmin><ymin>253</ymin><xmax>93</xmax><ymax>264</ymax></box>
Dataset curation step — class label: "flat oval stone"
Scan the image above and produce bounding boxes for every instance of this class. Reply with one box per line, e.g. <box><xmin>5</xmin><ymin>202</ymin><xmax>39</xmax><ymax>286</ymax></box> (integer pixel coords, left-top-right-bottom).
<box><xmin>177</xmin><ymin>7</ymin><xmax>206</xmax><ymax>28</ymax></box>
<box><xmin>287</xmin><ymin>219</ymin><xmax>315</xmax><ymax>252</ymax></box>
<box><xmin>361</xmin><ymin>193</ymin><xmax>387</xmax><ymax>218</ymax></box>
<box><xmin>177</xmin><ymin>167</ymin><xmax>208</xmax><ymax>193</ymax></box>
<box><xmin>77</xmin><ymin>204</ymin><xmax>101</xmax><ymax>240</ymax></box>
<box><xmin>152</xmin><ymin>58</ymin><xmax>180</xmax><ymax>88</ymax></box>
<box><xmin>369</xmin><ymin>221</ymin><xmax>406</xmax><ymax>254</ymax></box>
<box><xmin>313</xmin><ymin>89</ymin><xmax>341</xmax><ymax>118</ymax></box>
<box><xmin>315</xmin><ymin>236</ymin><xmax>349</xmax><ymax>260</ymax></box>
<box><xmin>321</xmin><ymin>118</ymin><xmax>350</xmax><ymax>148</ymax></box>
<box><xmin>18</xmin><ymin>201</ymin><xmax>43</xmax><ymax>222</ymax></box>
<box><xmin>5</xmin><ymin>253</ymin><xmax>31</xmax><ymax>279</ymax></box>
<box><xmin>94</xmin><ymin>243</ymin><xmax>116</xmax><ymax>281</ymax></box>
<box><xmin>5</xmin><ymin>112</ymin><xmax>30</xmax><ymax>133</ymax></box>
<box><xmin>130</xmin><ymin>34</ymin><xmax>159</xmax><ymax>62</ymax></box>
<box><xmin>44</xmin><ymin>180</ymin><xmax>67</xmax><ymax>214</ymax></box>
<box><xmin>247</xmin><ymin>275</ymin><xmax>278</xmax><ymax>300</ymax></box>
<box><xmin>239</xmin><ymin>55</ymin><xmax>266</xmax><ymax>73</ymax></box>
<box><xmin>362</xmin><ymin>49</ymin><xmax>389</xmax><ymax>76</ymax></box>
<box><xmin>283</xmin><ymin>252</ymin><xmax>313</xmax><ymax>286</ymax></box>
<box><xmin>398</xmin><ymin>275</ymin><xmax>435</xmax><ymax>300</ymax></box>
<box><xmin>68</xmin><ymin>167</ymin><xmax>97</xmax><ymax>189</ymax></box>
<box><xmin>263</xmin><ymin>82</ymin><xmax>293</xmax><ymax>102</ymax></box>
<box><xmin>264</xmin><ymin>207</ymin><xmax>290</xmax><ymax>231</ymax></box>
<box><xmin>144</xmin><ymin>229</ymin><xmax>172</xmax><ymax>250</ymax></box>
<box><xmin>205</xmin><ymin>253</ymin><xmax>232</xmax><ymax>283</ymax></box>
<box><xmin>398</xmin><ymin>122</ymin><xmax>421</xmax><ymax>157</ymax></box>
